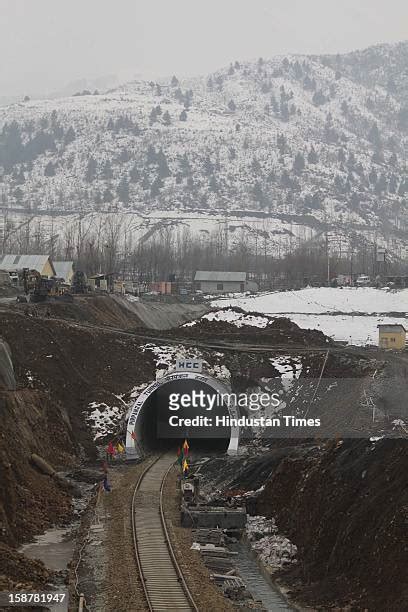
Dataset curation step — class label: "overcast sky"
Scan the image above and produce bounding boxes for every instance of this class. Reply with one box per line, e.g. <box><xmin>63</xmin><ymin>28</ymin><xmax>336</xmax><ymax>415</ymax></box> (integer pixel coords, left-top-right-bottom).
<box><xmin>2</xmin><ymin>0</ymin><xmax>408</xmax><ymax>97</ymax></box>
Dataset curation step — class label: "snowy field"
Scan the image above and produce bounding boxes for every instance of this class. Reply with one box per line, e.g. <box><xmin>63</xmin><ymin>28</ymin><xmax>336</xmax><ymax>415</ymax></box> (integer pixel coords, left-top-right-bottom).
<box><xmin>212</xmin><ymin>287</ymin><xmax>408</xmax><ymax>315</ymax></box>
<box><xmin>211</xmin><ymin>287</ymin><xmax>408</xmax><ymax>346</ymax></box>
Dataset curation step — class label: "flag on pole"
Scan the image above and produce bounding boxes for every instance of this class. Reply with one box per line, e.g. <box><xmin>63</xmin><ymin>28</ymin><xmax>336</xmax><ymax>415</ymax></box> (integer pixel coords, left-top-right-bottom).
<box><xmin>177</xmin><ymin>447</ymin><xmax>183</xmax><ymax>465</ymax></box>
<box><xmin>107</xmin><ymin>441</ymin><xmax>116</xmax><ymax>457</ymax></box>
<box><xmin>182</xmin><ymin>459</ymin><xmax>189</xmax><ymax>473</ymax></box>
<box><xmin>131</xmin><ymin>431</ymin><xmax>136</xmax><ymax>441</ymax></box>
<box><xmin>183</xmin><ymin>439</ymin><xmax>189</xmax><ymax>455</ymax></box>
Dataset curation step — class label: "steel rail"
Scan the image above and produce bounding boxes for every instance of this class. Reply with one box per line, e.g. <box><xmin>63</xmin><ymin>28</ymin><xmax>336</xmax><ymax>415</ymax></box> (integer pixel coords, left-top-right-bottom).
<box><xmin>131</xmin><ymin>454</ymin><xmax>198</xmax><ymax>612</ymax></box>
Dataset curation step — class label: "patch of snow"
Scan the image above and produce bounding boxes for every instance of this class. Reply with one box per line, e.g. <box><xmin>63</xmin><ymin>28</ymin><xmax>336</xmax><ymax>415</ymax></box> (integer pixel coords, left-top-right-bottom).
<box><xmin>246</xmin><ymin>515</ymin><xmax>297</xmax><ymax>572</ymax></box>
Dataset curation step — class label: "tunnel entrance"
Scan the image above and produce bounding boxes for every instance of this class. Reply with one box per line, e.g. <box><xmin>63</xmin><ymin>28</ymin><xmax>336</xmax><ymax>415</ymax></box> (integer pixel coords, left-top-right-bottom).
<box><xmin>126</xmin><ymin>372</ymin><xmax>239</xmax><ymax>459</ymax></box>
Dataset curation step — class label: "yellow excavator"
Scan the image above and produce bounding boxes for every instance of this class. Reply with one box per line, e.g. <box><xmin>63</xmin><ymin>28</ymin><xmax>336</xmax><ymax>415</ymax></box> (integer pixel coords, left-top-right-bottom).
<box><xmin>19</xmin><ymin>268</ymin><xmax>58</xmax><ymax>303</ymax></box>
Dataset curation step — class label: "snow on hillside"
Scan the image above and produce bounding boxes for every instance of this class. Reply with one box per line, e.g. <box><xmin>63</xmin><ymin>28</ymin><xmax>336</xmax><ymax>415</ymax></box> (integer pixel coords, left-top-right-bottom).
<box><xmin>1</xmin><ymin>41</ymin><xmax>408</xmax><ymax>258</ymax></box>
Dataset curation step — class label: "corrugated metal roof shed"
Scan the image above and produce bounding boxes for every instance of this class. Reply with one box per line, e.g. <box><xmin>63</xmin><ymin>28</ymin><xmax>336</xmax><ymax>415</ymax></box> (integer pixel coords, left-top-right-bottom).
<box><xmin>53</xmin><ymin>261</ymin><xmax>74</xmax><ymax>281</ymax></box>
<box><xmin>194</xmin><ymin>270</ymin><xmax>246</xmax><ymax>282</ymax></box>
<box><xmin>377</xmin><ymin>324</ymin><xmax>406</xmax><ymax>332</ymax></box>
<box><xmin>0</xmin><ymin>254</ymin><xmax>55</xmax><ymax>275</ymax></box>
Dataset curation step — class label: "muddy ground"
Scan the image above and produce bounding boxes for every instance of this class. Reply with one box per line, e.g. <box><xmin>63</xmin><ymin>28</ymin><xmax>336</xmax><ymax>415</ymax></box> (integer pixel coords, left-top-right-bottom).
<box><xmin>0</xmin><ymin>296</ymin><xmax>407</xmax><ymax>609</ymax></box>
<box><xmin>197</xmin><ymin>440</ymin><xmax>408</xmax><ymax>611</ymax></box>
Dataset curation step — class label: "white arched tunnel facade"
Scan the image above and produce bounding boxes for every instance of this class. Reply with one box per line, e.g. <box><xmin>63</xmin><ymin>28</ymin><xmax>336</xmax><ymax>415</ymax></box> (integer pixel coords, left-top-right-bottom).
<box><xmin>126</xmin><ymin>371</ymin><xmax>239</xmax><ymax>459</ymax></box>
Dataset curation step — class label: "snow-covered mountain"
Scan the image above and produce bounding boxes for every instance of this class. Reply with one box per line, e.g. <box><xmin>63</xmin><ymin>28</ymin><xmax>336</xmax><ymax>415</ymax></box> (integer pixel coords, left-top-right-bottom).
<box><xmin>1</xmin><ymin>41</ymin><xmax>408</xmax><ymax>259</ymax></box>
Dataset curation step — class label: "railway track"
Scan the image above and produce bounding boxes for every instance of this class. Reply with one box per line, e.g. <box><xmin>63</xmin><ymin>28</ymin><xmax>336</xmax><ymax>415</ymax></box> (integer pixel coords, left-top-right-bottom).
<box><xmin>131</xmin><ymin>454</ymin><xmax>198</xmax><ymax>612</ymax></box>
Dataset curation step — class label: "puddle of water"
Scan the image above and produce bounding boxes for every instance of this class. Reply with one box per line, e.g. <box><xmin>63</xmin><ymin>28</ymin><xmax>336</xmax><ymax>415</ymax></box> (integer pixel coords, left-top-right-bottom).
<box><xmin>20</xmin><ymin>527</ymin><xmax>75</xmax><ymax>572</ymax></box>
<box><xmin>232</xmin><ymin>541</ymin><xmax>294</xmax><ymax>611</ymax></box>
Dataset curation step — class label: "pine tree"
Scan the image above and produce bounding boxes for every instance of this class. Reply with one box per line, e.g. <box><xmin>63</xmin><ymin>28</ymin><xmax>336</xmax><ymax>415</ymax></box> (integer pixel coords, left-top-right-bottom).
<box><xmin>179</xmin><ymin>109</ymin><xmax>188</xmax><ymax>121</ymax></box>
<box><xmin>171</xmin><ymin>75</ymin><xmax>179</xmax><ymax>87</ymax></box>
<box><xmin>44</xmin><ymin>161</ymin><xmax>56</xmax><ymax>177</ymax></box>
<box><xmin>369</xmin><ymin>168</ymin><xmax>377</xmax><ymax>185</ymax></box>
<box><xmin>157</xmin><ymin>149</ymin><xmax>171</xmax><ymax>178</ymax></box>
<box><xmin>277</xmin><ymin>134</ymin><xmax>287</xmax><ymax>155</ymax></box>
<box><xmin>312</xmin><ymin>90</ymin><xmax>326</xmax><ymax>106</ymax></box>
<box><xmin>375</xmin><ymin>173</ymin><xmax>387</xmax><ymax>195</ymax></box>
<box><xmin>85</xmin><ymin>157</ymin><xmax>97</xmax><ymax>182</ymax></box>
<box><xmin>338</xmin><ymin>148</ymin><xmax>346</xmax><ymax>163</ymax></box>
<box><xmin>64</xmin><ymin>126</ymin><xmax>76</xmax><ymax>145</ymax></box>
<box><xmin>119</xmin><ymin>149</ymin><xmax>131</xmax><ymax>163</ymax></box>
<box><xmin>0</xmin><ymin>121</ymin><xmax>24</xmax><ymax>169</ymax></box>
<box><xmin>101</xmin><ymin>160</ymin><xmax>113</xmax><ymax>180</ymax></box>
<box><xmin>253</xmin><ymin>182</ymin><xmax>265</xmax><ymax>206</ymax></box>
<box><xmin>308</xmin><ymin>146</ymin><xmax>318</xmax><ymax>164</ymax></box>
<box><xmin>149</xmin><ymin>108</ymin><xmax>158</xmax><ymax>125</ymax></box>
<box><xmin>368</xmin><ymin>123</ymin><xmax>381</xmax><ymax>148</ymax></box>
<box><xmin>209</xmin><ymin>175</ymin><xmax>218</xmax><ymax>192</ymax></box>
<box><xmin>389</xmin><ymin>174</ymin><xmax>398</xmax><ymax>193</ymax></box>
<box><xmin>147</xmin><ymin>145</ymin><xmax>157</xmax><ymax>164</ymax></box>
<box><xmin>203</xmin><ymin>156</ymin><xmax>214</xmax><ymax>175</ymax></box>
<box><xmin>228</xmin><ymin>99</ymin><xmax>236</xmax><ymax>112</ymax></box>
<box><xmin>251</xmin><ymin>157</ymin><xmax>261</xmax><ymax>174</ymax></box>
<box><xmin>390</xmin><ymin>152</ymin><xmax>398</xmax><ymax>166</ymax></box>
<box><xmin>280</xmin><ymin>102</ymin><xmax>289</xmax><ymax>122</ymax></box>
<box><xmin>102</xmin><ymin>187</ymin><xmax>113</xmax><ymax>203</ymax></box>
<box><xmin>179</xmin><ymin>153</ymin><xmax>191</xmax><ymax>176</ymax></box>
<box><xmin>150</xmin><ymin>176</ymin><xmax>163</xmax><ymax>197</ymax></box>
<box><xmin>130</xmin><ymin>164</ymin><xmax>140</xmax><ymax>183</ymax></box>
<box><xmin>398</xmin><ymin>178</ymin><xmax>408</xmax><ymax>196</ymax></box>
<box><xmin>398</xmin><ymin>106</ymin><xmax>408</xmax><ymax>130</ymax></box>
<box><xmin>341</xmin><ymin>100</ymin><xmax>349</xmax><ymax>115</ymax></box>
<box><xmin>117</xmin><ymin>176</ymin><xmax>130</xmax><ymax>204</ymax></box>
<box><xmin>293</xmin><ymin>152</ymin><xmax>305</xmax><ymax>174</ymax></box>
<box><xmin>162</xmin><ymin>111</ymin><xmax>171</xmax><ymax>126</ymax></box>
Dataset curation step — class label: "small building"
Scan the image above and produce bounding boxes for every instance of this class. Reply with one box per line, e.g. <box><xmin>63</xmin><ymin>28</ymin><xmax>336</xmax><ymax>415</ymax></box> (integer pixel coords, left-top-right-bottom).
<box><xmin>88</xmin><ymin>273</ymin><xmax>114</xmax><ymax>292</ymax></box>
<box><xmin>0</xmin><ymin>254</ymin><xmax>56</xmax><ymax>277</ymax></box>
<box><xmin>53</xmin><ymin>261</ymin><xmax>74</xmax><ymax>284</ymax></box>
<box><xmin>194</xmin><ymin>271</ymin><xmax>258</xmax><ymax>294</ymax></box>
<box><xmin>151</xmin><ymin>281</ymin><xmax>173</xmax><ymax>295</ymax></box>
<box><xmin>378</xmin><ymin>324</ymin><xmax>406</xmax><ymax>350</ymax></box>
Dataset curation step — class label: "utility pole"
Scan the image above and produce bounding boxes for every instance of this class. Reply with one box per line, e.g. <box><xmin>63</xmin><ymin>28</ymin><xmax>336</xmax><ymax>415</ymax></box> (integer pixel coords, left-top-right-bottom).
<box><xmin>326</xmin><ymin>231</ymin><xmax>330</xmax><ymax>286</ymax></box>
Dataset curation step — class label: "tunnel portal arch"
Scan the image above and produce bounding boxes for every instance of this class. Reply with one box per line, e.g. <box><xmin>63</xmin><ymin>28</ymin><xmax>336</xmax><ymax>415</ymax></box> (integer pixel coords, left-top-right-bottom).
<box><xmin>126</xmin><ymin>372</ymin><xmax>239</xmax><ymax>459</ymax></box>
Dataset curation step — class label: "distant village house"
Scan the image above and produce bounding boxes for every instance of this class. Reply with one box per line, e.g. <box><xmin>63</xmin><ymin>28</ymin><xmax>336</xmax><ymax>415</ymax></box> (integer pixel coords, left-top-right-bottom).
<box><xmin>194</xmin><ymin>271</ymin><xmax>258</xmax><ymax>294</ymax></box>
<box><xmin>378</xmin><ymin>324</ymin><xmax>406</xmax><ymax>350</ymax></box>
<box><xmin>0</xmin><ymin>254</ymin><xmax>56</xmax><ymax>277</ymax></box>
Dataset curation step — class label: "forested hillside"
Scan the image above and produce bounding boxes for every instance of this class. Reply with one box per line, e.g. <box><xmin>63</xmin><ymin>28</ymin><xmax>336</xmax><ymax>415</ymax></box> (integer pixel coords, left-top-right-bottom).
<box><xmin>1</xmin><ymin>41</ymin><xmax>408</xmax><ymax>263</ymax></box>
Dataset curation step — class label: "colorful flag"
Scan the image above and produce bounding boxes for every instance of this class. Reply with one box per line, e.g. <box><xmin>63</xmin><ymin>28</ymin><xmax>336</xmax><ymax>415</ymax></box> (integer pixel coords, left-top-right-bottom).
<box><xmin>182</xmin><ymin>459</ymin><xmax>189</xmax><ymax>473</ymax></box>
<box><xmin>107</xmin><ymin>441</ymin><xmax>116</xmax><ymax>456</ymax></box>
<box><xmin>131</xmin><ymin>431</ymin><xmax>137</xmax><ymax>440</ymax></box>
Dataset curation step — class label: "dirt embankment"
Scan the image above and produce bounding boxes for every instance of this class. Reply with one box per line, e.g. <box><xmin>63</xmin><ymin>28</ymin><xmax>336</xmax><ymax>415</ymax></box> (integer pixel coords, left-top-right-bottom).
<box><xmin>0</xmin><ymin>307</ymin><xmax>157</xmax><ymax>588</ymax></box>
<box><xmin>10</xmin><ymin>294</ymin><xmax>209</xmax><ymax>331</ymax></box>
<box><xmin>171</xmin><ymin>310</ymin><xmax>333</xmax><ymax>347</ymax></box>
<box><xmin>0</xmin><ymin>309</ymin><xmax>157</xmax><ymax>453</ymax></box>
<box><xmin>212</xmin><ymin>440</ymin><xmax>408</xmax><ymax>611</ymax></box>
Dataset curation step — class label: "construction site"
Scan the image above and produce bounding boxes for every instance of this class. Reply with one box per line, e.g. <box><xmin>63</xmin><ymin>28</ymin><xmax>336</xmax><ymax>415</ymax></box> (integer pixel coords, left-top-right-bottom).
<box><xmin>0</xmin><ymin>288</ymin><xmax>407</xmax><ymax>612</ymax></box>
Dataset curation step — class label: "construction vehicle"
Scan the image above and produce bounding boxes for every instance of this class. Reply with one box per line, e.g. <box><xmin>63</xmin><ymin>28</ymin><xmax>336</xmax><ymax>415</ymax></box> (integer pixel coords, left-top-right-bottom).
<box><xmin>16</xmin><ymin>268</ymin><xmax>58</xmax><ymax>303</ymax></box>
<box><xmin>71</xmin><ymin>270</ymin><xmax>88</xmax><ymax>294</ymax></box>
<box><xmin>22</xmin><ymin>269</ymin><xmax>58</xmax><ymax>302</ymax></box>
